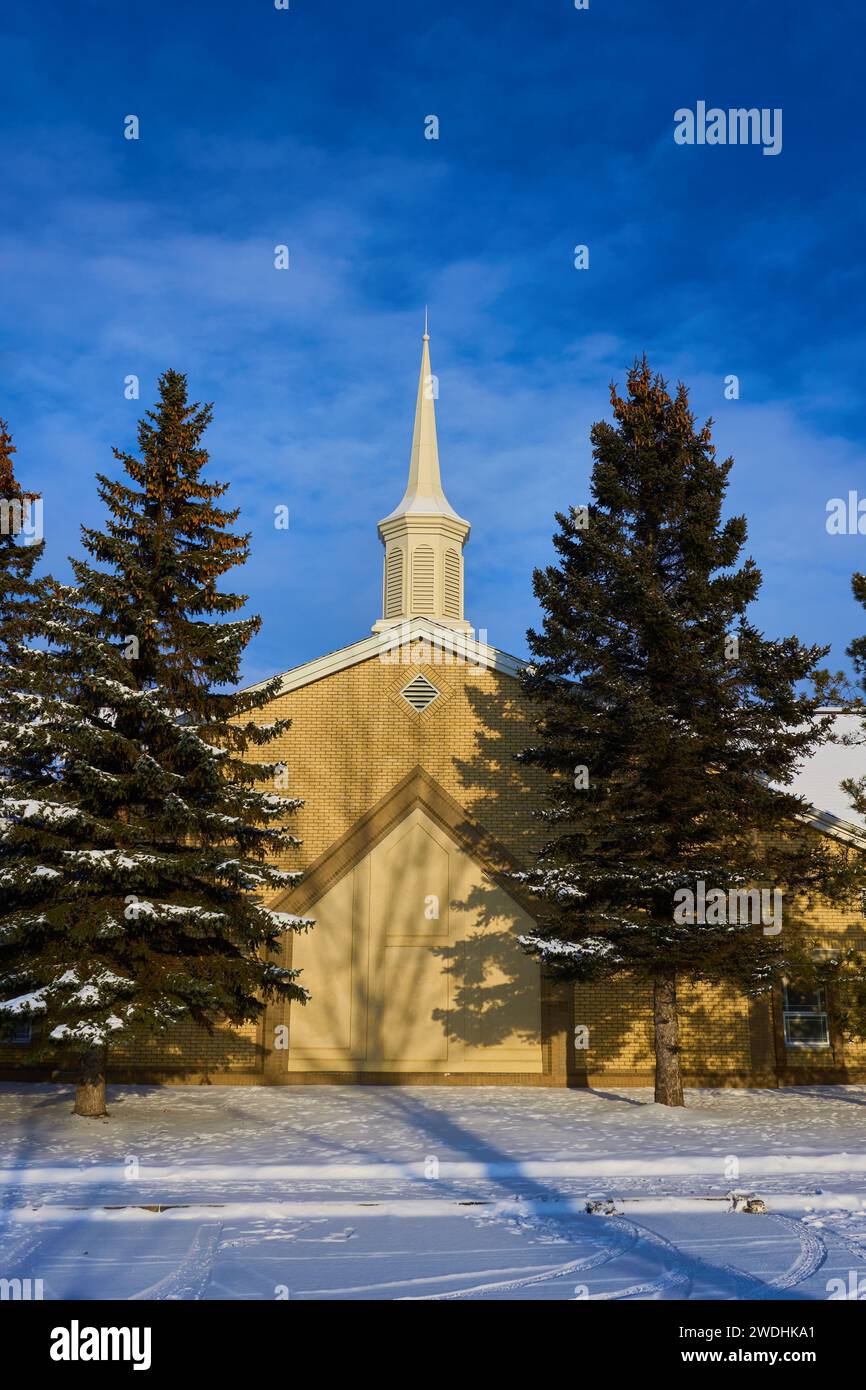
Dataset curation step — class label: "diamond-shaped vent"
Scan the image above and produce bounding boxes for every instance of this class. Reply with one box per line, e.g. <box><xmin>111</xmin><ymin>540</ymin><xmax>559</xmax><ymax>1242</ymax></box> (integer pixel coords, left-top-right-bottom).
<box><xmin>399</xmin><ymin>672</ymin><xmax>440</xmax><ymax>712</ymax></box>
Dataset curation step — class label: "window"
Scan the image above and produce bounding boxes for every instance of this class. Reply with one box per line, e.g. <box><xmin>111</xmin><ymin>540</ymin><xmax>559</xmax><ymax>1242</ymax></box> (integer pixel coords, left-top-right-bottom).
<box><xmin>782</xmin><ymin>983</ymin><xmax>830</xmax><ymax>1048</ymax></box>
<box><xmin>2</xmin><ymin>1020</ymin><xmax>32</xmax><ymax>1045</ymax></box>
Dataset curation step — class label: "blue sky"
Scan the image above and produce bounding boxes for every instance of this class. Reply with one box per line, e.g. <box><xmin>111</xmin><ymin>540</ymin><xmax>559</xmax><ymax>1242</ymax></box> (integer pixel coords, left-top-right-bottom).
<box><xmin>2</xmin><ymin>0</ymin><xmax>865</xmax><ymax>684</ymax></box>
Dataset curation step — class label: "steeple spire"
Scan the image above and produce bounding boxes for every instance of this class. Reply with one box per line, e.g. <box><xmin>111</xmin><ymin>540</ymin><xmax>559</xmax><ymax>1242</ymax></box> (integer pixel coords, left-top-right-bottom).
<box><xmin>372</xmin><ymin>322</ymin><xmax>471</xmax><ymax>633</ymax></box>
<box><xmin>382</xmin><ymin>315</ymin><xmax>463</xmax><ymax>524</ymax></box>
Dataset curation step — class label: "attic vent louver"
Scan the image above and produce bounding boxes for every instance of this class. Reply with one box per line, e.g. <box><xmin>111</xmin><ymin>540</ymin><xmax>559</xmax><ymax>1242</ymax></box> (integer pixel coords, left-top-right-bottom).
<box><xmin>399</xmin><ymin>672</ymin><xmax>440</xmax><ymax>712</ymax></box>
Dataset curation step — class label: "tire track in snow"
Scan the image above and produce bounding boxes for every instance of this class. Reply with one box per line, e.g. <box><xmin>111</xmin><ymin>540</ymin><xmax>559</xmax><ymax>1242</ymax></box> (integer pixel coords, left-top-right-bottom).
<box><xmin>762</xmin><ymin>1213</ymin><xmax>827</xmax><ymax>1290</ymax></box>
<box><xmin>404</xmin><ymin>1212</ymin><xmax>639</xmax><ymax>1300</ymax></box>
<box><xmin>128</xmin><ymin>1221</ymin><xmax>223</xmax><ymax>1301</ymax></box>
<box><xmin>408</xmin><ymin>1208</ymin><xmax>694</xmax><ymax>1302</ymax></box>
<box><xmin>599</xmin><ymin>1211</ymin><xmax>827</xmax><ymax>1301</ymax></box>
<box><xmin>0</xmin><ymin>1222</ymin><xmax>50</xmax><ymax>1277</ymax></box>
<box><xmin>588</xmin><ymin>1216</ymin><xmax>692</xmax><ymax>1300</ymax></box>
<box><xmin>404</xmin><ymin>1242</ymin><xmax>632</xmax><ymax>1300</ymax></box>
<box><xmin>795</xmin><ymin>1212</ymin><xmax>866</xmax><ymax>1268</ymax></box>
<box><xmin>431</xmin><ymin>1206</ymin><xmax>826</xmax><ymax>1302</ymax></box>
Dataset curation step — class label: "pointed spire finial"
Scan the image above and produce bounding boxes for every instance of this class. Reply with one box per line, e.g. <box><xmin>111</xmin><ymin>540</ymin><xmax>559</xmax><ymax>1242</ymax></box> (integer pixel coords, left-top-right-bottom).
<box><xmin>378</xmin><ymin>327</ymin><xmax>467</xmax><ymax>526</ymax></box>
<box><xmin>372</xmin><ymin>324</ymin><xmax>471</xmax><ymax>634</ymax></box>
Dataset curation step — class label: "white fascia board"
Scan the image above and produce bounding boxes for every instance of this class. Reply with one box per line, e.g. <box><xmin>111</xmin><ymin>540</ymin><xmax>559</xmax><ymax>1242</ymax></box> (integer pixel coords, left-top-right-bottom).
<box><xmin>797</xmin><ymin>807</ymin><xmax>866</xmax><ymax>849</ymax></box>
<box><xmin>242</xmin><ymin>620</ymin><xmax>527</xmax><ymax>698</ymax></box>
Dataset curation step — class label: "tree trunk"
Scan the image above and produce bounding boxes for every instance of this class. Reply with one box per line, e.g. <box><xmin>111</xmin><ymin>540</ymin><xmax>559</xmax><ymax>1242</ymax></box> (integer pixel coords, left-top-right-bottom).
<box><xmin>652</xmin><ymin>970</ymin><xmax>684</xmax><ymax>1106</ymax></box>
<box><xmin>73</xmin><ymin>1045</ymin><xmax>108</xmax><ymax>1117</ymax></box>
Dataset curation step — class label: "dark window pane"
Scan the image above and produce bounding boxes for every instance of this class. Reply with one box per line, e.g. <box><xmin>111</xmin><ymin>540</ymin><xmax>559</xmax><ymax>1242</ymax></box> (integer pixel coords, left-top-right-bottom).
<box><xmin>784</xmin><ymin>1012</ymin><xmax>830</xmax><ymax>1047</ymax></box>
<box><xmin>782</xmin><ymin>984</ymin><xmax>826</xmax><ymax>1014</ymax></box>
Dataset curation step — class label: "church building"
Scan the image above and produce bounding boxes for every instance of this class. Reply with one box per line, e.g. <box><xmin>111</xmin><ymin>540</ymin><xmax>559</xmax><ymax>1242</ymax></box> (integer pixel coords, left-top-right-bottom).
<box><xmin>10</xmin><ymin>328</ymin><xmax>866</xmax><ymax>1088</ymax></box>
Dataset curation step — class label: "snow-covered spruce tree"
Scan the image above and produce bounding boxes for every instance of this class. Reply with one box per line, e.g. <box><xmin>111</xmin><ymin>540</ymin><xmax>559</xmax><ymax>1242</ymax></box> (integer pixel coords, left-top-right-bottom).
<box><xmin>0</xmin><ymin>415</ymin><xmax>51</xmax><ymax>833</ymax></box>
<box><xmin>0</xmin><ymin>373</ymin><xmax>310</xmax><ymax>1117</ymax></box>
<box><xmin>0</xmin><ymin>418</ymin><xmax>59</xmax><ymax>1050</ymax></box>
<box><xmin>516</xmin><ymin>359</ymin><xmax>843</xmax><ymax>1105</ymax></box>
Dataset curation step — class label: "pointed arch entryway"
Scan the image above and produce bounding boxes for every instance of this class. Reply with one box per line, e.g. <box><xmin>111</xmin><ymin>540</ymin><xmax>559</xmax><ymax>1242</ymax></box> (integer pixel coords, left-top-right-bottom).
<box><xmin>261</xmin><ymin>768</ymin><xmax>570</xmax><ymax>1083</ymax></box>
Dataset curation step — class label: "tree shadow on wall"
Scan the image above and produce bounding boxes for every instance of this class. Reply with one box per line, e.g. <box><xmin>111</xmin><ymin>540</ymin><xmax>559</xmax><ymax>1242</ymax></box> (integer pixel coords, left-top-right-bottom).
<box><xmin>430</xmin><ymin>892</ymin><xmax>541</xmax><ymax>1049</ymax></box>
<box><xmin>445</xmin><ymin>670</ymin><xmax>638</xmax><ymax>1069</ymax></box>
<box><xmin>448</xmin><ymin>669</ymin><xmax>787</xmax><ymax>1080</ymax></box>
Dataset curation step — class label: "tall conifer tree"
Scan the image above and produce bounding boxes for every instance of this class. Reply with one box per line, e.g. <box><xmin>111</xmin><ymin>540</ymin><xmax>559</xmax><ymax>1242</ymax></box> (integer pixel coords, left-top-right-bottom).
<box><xmin>0</xmin><ymin>375</ymin><xmax>310</xmax><ymax>1116</ymax></box>
<box><xmin>0</xmin><ymin>418</ymin><xmax>56</xmax><ymax>1053</ymax></box>
<box><xmin>517</xmin><ymin>360</ymin><xmax>840</xmax><ymax>1104</ymax></box>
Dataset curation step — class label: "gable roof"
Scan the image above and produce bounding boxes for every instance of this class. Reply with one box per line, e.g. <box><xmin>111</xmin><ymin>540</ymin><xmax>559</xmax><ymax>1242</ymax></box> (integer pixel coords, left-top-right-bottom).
<box><xmin>789</xmin><ymin>710</ymin><xmax>866</xmax><ymax>847</ymax></box>
<box><xmin>242</xmin><ymin>619</ymin><xmax>526</xmax><ymax>698</ymax></box>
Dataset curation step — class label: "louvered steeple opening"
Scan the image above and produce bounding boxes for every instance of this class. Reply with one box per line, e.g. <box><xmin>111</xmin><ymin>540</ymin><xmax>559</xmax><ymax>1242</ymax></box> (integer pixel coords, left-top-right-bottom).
<box><xmin>384</xmin><ymin>547</ymin><xmax>404</xmax><ymax>619</ymax></box>
<box><xmin>411</xmin><ymin>545</ymin><xmax>435</xmax><ymax>613</ymax></box>
<box><xmin>443</xmin><ymin>547</ymin><xmax>461</xmax><ymax>619</ymax></box>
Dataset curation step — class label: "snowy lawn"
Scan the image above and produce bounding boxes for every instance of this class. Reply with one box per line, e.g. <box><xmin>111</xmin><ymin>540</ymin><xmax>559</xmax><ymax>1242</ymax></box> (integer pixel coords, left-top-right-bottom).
<box><xmin>2</xmin><ymin>1083</ymin><xmax>866</xmax><ymax>1300</ymax></box>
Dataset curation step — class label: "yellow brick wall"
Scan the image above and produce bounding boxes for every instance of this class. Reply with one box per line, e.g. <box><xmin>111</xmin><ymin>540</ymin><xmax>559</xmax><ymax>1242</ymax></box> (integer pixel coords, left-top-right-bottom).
<box><xmin>254</xmin><ymin>647</ymin><xmax>549</xmax><ymax>873</ymax></box>
<box><xmin>574</xmin><ymin>979</ymin><xmax>754</xmax><ymax>1075</ymax></box>
<box><xmin>111</xmin><ymin>1020</ymin><xmax>261</xmax><ymax>1072</ymax></box>
<box><xmin>783</xmin><ymin>874</ymin><xmax>866</xmax><ymax>1071</ymax></box>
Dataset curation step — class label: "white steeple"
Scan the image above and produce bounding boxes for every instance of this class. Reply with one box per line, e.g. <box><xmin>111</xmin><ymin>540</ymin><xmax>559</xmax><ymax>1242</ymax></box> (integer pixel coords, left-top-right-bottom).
<box><xmin>373</xmin><ymin>321</ymin><xmax>471</xmax><ymax>633</ymax></box>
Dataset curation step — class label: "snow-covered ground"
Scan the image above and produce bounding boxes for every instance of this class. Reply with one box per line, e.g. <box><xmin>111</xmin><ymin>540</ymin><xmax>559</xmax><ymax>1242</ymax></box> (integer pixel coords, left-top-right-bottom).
<box><xmin>2</xmin><ymin>1083</ymin><xmax>866</xmax><ymax>1300</ymax></box>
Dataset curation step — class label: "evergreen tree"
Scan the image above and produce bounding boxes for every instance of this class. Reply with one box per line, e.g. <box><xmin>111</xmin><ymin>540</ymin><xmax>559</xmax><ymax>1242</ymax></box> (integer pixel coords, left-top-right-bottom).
<box><xmin>0</xmin><ymin>374</ymin><xmax>310</xmax><ymax>1116</ymax></box>
<box><xmin>0</xmin><ymin>418</ymin><xmax>57</xmax><ymax>1053</ymax></box>
<box><xmin>516</xmin><ymin>359</ymin><xmax>843</xmax><ymax>1104</ymax></box>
